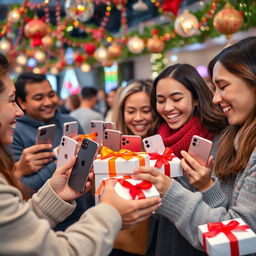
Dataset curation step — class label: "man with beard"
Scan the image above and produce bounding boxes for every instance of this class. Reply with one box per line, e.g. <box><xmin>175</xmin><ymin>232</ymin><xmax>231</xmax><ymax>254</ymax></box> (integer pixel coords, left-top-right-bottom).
<box><xmin>12</xmin><ymin>72</ymin><xmax>94</xmax><ymax>231</ymax></box>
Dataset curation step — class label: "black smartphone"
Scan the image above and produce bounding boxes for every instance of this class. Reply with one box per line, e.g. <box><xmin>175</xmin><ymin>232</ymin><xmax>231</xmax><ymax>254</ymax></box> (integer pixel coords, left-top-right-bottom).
<box><xmin>68</xmin><ymin>138</ymin><xmax>99</xmax><ymax>192</ymax></box>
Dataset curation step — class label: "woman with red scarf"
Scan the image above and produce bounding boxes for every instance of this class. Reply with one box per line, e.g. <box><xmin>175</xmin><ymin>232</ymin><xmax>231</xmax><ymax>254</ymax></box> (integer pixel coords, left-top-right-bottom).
<box><xmin>146</xmin><ymin>63</ymin><xmax>227</xmax><ymax>256</ymax></box>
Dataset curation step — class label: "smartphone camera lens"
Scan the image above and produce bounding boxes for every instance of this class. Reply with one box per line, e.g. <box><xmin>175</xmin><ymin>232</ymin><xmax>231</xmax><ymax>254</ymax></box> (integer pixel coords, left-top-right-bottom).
<box><xmin>192</xmin><ymin>142</ymin><xmax>196</xmax><ymax>146</ymax></box>
<box><xmin>122</xmin><ymin>138</ymin><xmax>126</xmax><ymax>141</ymax></box>
<box><xmin>40</xmin><ymin>129</ymin><xmax>46</xmax><ymax>136</ymax></box>
<box><xmin>145</xmin><ymin>140</ymin><xmax>148</xmax><ymax>144</ymax></box>
<box><xmin>105</xmin><ymin>135</ymin><xmax>108</xmax><ymax>139</ymax></box>
<box><xmin>193</xmin><ymin>138</ymin><xmax>197</xmax><ymax>142</ymax></box>
<box><xmin>122</xmin><ymin>142</ymin><xmax>125</xmax><ymax>145</ymax></box>
<box><xmin>126</xmin><ymin>141</ymin><xmax>129</xmax><ymax>144</ymax></box>
<box><xmin>146</xmin><ymin>144</ymin><xmax>150</xmax><ymax>148</ymax></box>
<box><xmin>62</xmin><ymin>142</ymin><xmax>64</xmax><ymax>146</ymax></box>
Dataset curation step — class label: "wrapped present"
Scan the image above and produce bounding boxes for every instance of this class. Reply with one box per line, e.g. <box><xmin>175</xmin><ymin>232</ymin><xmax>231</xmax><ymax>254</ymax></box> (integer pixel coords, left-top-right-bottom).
<box><xmin>78</xmin><ymin>133</ymin><xmax>97</xmax><ymax>142</ymax></box>
<box><xmin>93</xmin><ymin>146</ymin><xmax>149</xmax><ymax>196</ymax></box>
<box><xmin>95</xmin><ymin>176</ymin><xmax>159</xmax><ymax>201</ymax></box>
<box><xmin>198</xmin><ymin>218</ymin><xmax>256</xmax><ymax>256</ymax></box>
<box><xmin>149</xmin><ymin>147</ymin><xmax>183</xmax><ymax>177</ymax></box>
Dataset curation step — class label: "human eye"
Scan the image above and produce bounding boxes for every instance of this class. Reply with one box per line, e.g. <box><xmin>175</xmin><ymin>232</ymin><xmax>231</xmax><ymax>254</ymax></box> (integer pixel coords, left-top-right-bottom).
<box><xmin>48</xmin><ymin>91</ymin><xmax>56</xmax><ymax>98</ymax></box>
<box><xmin>156</xmin><ymin>97</ymin><xmax>165</xmax><ymax>104</ymax></box>
<box><xmin>173</xmin><ymin>97</ymin><xmax>182</xmax><ymax>102</ymax></box>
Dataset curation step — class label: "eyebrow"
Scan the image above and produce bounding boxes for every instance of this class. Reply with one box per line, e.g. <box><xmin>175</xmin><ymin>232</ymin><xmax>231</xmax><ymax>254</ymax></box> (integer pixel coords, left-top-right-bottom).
<box><xmin>213</xmin><ymin>79</ymin><xmax>227</xmax><ymax>84</ymax></box>
<box><xmin>8</xmin><ymin>92</ymin><xmax>16</xmax><ymax>99</ymax></box>
<box><xmin>156</xmin><ymin>92</ymin><xmax>183</xmax><ymax>97</ymax></box>
<box><xmin>125</xmin><ymin>106</ymin><xmax>150</xmax><ymax>109</ymax></box>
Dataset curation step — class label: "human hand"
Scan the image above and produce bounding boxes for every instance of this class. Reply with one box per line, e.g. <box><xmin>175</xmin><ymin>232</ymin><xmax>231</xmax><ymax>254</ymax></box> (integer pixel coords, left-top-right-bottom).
<box><xmin>100</xmin><ymin>179</ymin><xmax>161</xmax><ymax>230</ymax></box>
<box><xmin>180</xmin><ymin>150</ymin><xmax>214</xmax><ymax>191</ymax></box>
<box><xmin>132</xmin><ymin>166</ymin><xmax>172</xmax><ymax>197</ymax></box>
<box><xmin>14</xmin><ymin>144</ymin><xmax>54</xmax><ymax>178</ymax></box>
<box><xmin>49</xmin><ymin>157</ymin><xmax>93</xmax><ymax>202</ymax></box>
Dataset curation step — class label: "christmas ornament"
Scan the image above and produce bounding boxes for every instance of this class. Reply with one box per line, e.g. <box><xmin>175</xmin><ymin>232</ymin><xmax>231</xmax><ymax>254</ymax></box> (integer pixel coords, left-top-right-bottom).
<box><xmin>107</xmin><ymin>43</ymin><xmax>122</xmax><ymax>59</ymax></box>
<box><xmin>147</xmin><ymin>30</ymin><xmax>164</xmax><ymax>53</ymax></box>
<box><xmin>0</xmin><ymin>39</ymin><xmax>11</xmax><ymax>54</ymax></box>
<box><xmin>42</xmin><ymin>35</ymin><xmax>54</xmax><ymax>48</ymax></box>
<box><xmin>8</xmin><ymin>9</ymin><xmax>21</xmax><ymax>23</ymax></box>
<box><xmin>162</xmin><ymin>0</ymin><xmax>184</xmax><ymax>16</ymax></box>
<box><xmin>127</xmin><ymin>35</ymin><xmax>144</xmax><ymax>54</ymax></box>
<box><xmin>34</xmin><ymin>50</ymin><xmax>46</xmax><ymax>63</ymax></box>
<box><xmin>94</xmin><ymin>45</ymin><xmax>108</xmax><ymax>62</ymax></box>
<box><xmin>213</xmin><ymin>3</ymin><xmax>243</xmax><ymax>39</ymax></box>
<box><xmin>81</xmin><ymin>62</ymin><xmax>91</xmax><ymax>72</ymax></box>
<box><xmin>24</xmin><ymin>18</ymin><xmax>49</xmax><ymax>47</ymax></box>
<box><xmin>65</xmin><ymin>0</ymin><xmax>94</xmax><ymax>22</ymax></box>
<box><xmin>174</xmin><ymin>10</ymin><xmax>200</xmax><ymax>37</ymax></box>
<box><xmin>16</xmin><ymin>54</ymin><xmax>27</xmax><ymax>66</ymax></box>
<box><xmin>84</xmin><ymin>43</ymin><xmax>96</xmax><ymax>55</ymax></box>
<box><xmin>133</xmin><ymin>0</ymin><xmax>149</xmax><ymax>12</ymax></box>
<box><xmin>102</xmin><ymin>58</ymin><xmax>114</xmax><ymax>67</ymax></box>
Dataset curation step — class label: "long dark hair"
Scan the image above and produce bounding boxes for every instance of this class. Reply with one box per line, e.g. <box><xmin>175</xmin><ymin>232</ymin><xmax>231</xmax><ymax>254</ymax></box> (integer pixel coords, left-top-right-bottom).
<box><xmin>208</xmin><ymin>36</ymin><xmax>256</xmax><ymax>181</ymax></box>
<box><xmin>149</xmin><ymin>63</ymin><xmax>227</xmax><ymax>135</ymax></box>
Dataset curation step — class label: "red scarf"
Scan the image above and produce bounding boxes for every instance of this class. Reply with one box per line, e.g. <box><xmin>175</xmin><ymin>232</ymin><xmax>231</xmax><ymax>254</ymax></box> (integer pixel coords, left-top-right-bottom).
<box><xmin>158</xmin><ymin>116</ymin><xmax>213</xmax><ymax>159</ymax></box>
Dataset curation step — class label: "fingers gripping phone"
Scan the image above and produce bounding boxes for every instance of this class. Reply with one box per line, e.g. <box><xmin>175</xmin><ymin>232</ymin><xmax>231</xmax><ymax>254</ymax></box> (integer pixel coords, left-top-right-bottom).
<box><xmin>142</xmin><ymin>134</ymin><xmax>165</xmax><ymax>154</ymax></box>
<box><xmin>36</xmin><ymin>124</ymin><xmax>56</xmax><ymax>145</ymax></box>
<box><xmin>68</xmin><ymin>138</ymin><xmax>99</xmax><ymax>193</ymax></box>
<box><xmin>103</xmin><ymin>129</ymin><xmax>121</xmax><ymax>151</ymax></box>
<box><xmin>63</xmin><ymin>121</ymin><xmax>78</xmax><ymax>138</ymax></box>
<box><xmin>120</xmin><ymin>135</ymin><xmax>142</xmax><ymax>152</ymax></box>
<box><xmin>90</xmin><ymin>120</ymin><xmax>104</xmax><ymax>145</ymax></box>
<box><xmin>188</xmin><ymin>135</ymin><xmax>213</xmax><ymax>166</ymax></box>
<box><xmin>57</xmin><ymin>136</ymin><xmax>78</xmax><ymax>168</ymax></box>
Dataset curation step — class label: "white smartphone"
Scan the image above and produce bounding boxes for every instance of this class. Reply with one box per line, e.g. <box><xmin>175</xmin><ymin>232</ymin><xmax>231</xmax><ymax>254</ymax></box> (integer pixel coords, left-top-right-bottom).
<box><xmin>104</xmin><ymin>121</ymin><xmax>114</xmax><ymax>130</ymax></box>
<box><xmin>36</xmin><ymin>124</ymin><xmax>56</xmax><ymax>145</ymax></box>
<box><xmin>90</xmin><ymin>120</ymin><xmax>104</xmax><ymax>145</ymax></box>
<box><xmin>68</xmin><ymin>138</ymin><xmax>99</xmax><ymax>193</ymax></box>
<box><xmin>57</xmin><ymin>136</ymin><xmax>78</xmax><ymax>168</ymax></box>
<box><xmin>142</xmin><ymin>134</ymin><xmax>165</xmax><ymax>154</ymax></box>
<box><xmin>188</xmin><ymin>135</ymin><xmax>213</xmax><ymax>166</ymax></box>
<box><xmin>63</xmin><ymin>121</ymin><xmax>78</xmax><ymax>138</ymax></box>
<box><xmin>103</xmin><ymin>129</ymin><xmax>122</xmax><ymax>151</ymax></box>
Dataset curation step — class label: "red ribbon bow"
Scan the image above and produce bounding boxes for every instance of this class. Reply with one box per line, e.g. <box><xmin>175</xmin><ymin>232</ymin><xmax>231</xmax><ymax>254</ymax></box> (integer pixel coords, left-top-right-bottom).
<box><xmin>149</xmin><ymin>147</ymin><xmax>175</xmax><ymax>177</ymax></box>
<box><xmin>203</xmin><ymin>220</ymin><xmax>249</xmax><ymax>256</ymax></box>
<box><xmin>118</xmin><ymin>179</ymin><xmax>152</xmax><ymax>200</ymax></box>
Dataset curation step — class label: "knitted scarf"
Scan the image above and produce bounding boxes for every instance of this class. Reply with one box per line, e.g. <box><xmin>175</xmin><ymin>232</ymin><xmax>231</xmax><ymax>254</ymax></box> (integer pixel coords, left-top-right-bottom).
<box><xmin>158</xmin><ymin>116</ymin><xmax>213</xmax><ymax>159</ymax></box>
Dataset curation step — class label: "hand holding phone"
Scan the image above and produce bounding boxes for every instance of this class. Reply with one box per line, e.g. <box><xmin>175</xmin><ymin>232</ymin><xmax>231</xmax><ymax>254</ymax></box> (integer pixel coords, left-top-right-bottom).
<box><xmin>103</xmin><ymin>129</ymin><xmax>121</xmax><ymax>151</ymax></box>
<box><xmin>57</xmin><ymin>136</ymin><xmax>78</xmax><ymax>168</ymax></box>
<box><xmin>63</xmin><ymin>121</ymin><xmax>78</xmax><ymax>138</ymax></box>
<box><xmin>142</xmin><ymin>134</ymin><xmax>165</xmax><ymax>154</ymax></box>
<box><xmin>68</xmin><ymin>138</ymin><xmax>99</xmax><ymax>192</ymax></box>
<box><xmin>36</xmin><ymin>124</ymin><xmax>56</xmax><ymax>145</ymax></box>
<box><xmin>188</xmin><ymin>135</ymin><xmax>212</xmax><ymax>166</ymax></box>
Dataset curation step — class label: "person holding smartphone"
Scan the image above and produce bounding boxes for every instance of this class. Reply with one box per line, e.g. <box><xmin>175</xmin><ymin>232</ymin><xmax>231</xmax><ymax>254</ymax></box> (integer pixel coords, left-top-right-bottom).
<box><xmin>11</xmin><ymin>72</ymin><xmax>96</xmax><ymax>232</ymax></box>
<box><xmin>134</xmin><ymin>37</ymin><xmax>256</xmax><ymax>254</ymax></box>
<box><xmin>0</xmin><ymin>53</ymin><xmax>161</xmax><ymax>256</ymax></box>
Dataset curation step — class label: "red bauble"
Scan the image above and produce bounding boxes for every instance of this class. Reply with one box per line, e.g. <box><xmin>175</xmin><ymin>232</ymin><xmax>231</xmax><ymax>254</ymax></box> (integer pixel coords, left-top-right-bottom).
<box><xmin>162</xmin><ymin>0</ymin><xmax>184</xmax><ymax>16</ymax></box>
<box><xmin>84</xmin><ymin>43</ymin><xmax>96</xmax><ymax>55</ymax></box>
<box><xmin>24</xmin><ymin>18</ymin><xmax>49</xmax><ymax>47</ymax></box>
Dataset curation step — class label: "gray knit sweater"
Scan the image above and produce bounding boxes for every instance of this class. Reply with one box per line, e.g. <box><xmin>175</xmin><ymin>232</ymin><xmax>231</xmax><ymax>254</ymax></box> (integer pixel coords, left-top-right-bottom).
<box><xmin>157</xmin><ymin>147</ymin><xmax>256</xmax><ymax>251</ymax></box>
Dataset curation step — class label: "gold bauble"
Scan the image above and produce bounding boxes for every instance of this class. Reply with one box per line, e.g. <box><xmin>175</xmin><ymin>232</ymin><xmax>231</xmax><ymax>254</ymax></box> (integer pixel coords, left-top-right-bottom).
<box><xmin>107</xmin><ymin>43</ymin><xmax>122</xmax><ymax>59</ymax></box>
<box><xmin>147</xmin><ymin>35</ymin><xmax>164</xmax><ymax>53</ymax></box>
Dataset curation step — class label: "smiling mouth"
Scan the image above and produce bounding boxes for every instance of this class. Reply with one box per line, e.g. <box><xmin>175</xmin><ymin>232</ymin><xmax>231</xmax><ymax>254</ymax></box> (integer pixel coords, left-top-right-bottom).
<box><xmin>222</xmin><ymin>105</ymin><xmax>232</xmax><ymax>114</ymax></box>
<box><xmin>133</xmin><ymin>124</ymin><xmax>147</xmax><ymax>131</ymax></box>
<box><xmin>165</xmin><ymin>113</ymin><xmax>181</xmax><ymax>121</ymax></box>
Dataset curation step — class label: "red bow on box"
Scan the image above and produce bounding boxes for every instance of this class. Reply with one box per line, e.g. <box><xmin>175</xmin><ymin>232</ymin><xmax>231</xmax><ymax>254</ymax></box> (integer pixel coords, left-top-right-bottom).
<box><xmin>118</xmin><ymin>179</ymin><xmax>152</xmax><ymax>200</ymax></box>
<box><xmin>149</xmin><ymin>147</ymin><xmax>175</xmax><ymax>177</ymax></box>
<box><xmin>203</xmin><ymin>220</ymin><xmax>249</xmax><ymax>256</ymax></box>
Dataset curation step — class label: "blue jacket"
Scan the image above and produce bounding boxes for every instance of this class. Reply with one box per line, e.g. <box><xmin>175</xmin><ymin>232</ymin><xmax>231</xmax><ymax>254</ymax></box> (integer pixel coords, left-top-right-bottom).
<box><xmin>12</xmin><ymin>108</ymin><xmax>95</xmax><ymax>230</ymax></box>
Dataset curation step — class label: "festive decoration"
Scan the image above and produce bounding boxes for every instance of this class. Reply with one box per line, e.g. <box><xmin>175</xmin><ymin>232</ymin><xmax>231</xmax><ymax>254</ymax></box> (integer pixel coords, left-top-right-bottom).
<box><xmin>34</xmin><ymin>50</ymin><xmax>46</xmax><ymax>63</ymax></box>
<box><xmin>65</xmin><ymin>0</ymin><xmax>94</xmax><ymax>22</ymax></box>
<box><xmin>16</xmin><ymin>54</ymin><xmax>27</xmax><ymax>66</ymax></box>
<box><xmin>84</xmin><ymin>43</ymin><xmax>96</xmax><ymax>55</ymax></box>
<box><xmin>147</xmin><ymin>30</ymin><xmax>164</xmax><ymax>53</ymax></box>
<box><xmin>42</xmin><ymin>35</ymin><xmax>54</xmax><ymax>48</ymax></box>
<box><xmin>0</xmin><ymin>39</ymin><xmax>11</xmax><ymax>54</ymax></box>
<box><xmin>174</xmin><ymin>10</ymin><xmax>200</xmax><ymax>37</ymax></box>
<box><xmin>162</xmin><ymin>0</ymin><xmax>184</xmax><ymax>16</ymax></box>
<box><xmin>213</xmin><ymin>2</ymin><xmax>243</xmax><ymax>39</ymax></box>
<box><xmin>81</xmin><ymin>62</ymin><xmax>91</xmax><ymax>72</ymax></box>
<box><xmin>107</xmin><ymin>43</ymin><xmax>122</xmax><ymax>59</ymax></box>
<box><xmin>8</xmin><ymin>9</ymin><xmax>21</xmax><ymax>23</ymax></box>
<box><xmin>127</xmin><ymin>35</ymin><xmax>145</xmax><ymax>54</ymax></box>
<box><xmin>24</xmin><ymin>18</ymin><xmax>49</xmax><ymax>47</ymax></box>
<box><xmin>133</xmin><ymin>0</ymin><xmax>149</xmax><ymax>12</ymax></box>
<box><xmin>151</xmin><ymin>53</ymin><xmax>167</xmax><ymax>79</ymax></box>
<box><xmin>94</xmin><ymin>45</ymin><xmax>108</xmax><ymax>62</ymax></box>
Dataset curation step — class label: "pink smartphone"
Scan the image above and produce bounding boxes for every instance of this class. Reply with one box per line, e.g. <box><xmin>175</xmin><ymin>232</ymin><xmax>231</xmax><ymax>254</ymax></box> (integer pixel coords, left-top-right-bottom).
<box><xmin>90</xmin><ymin>120</ymin><xmax>104</xmax><ymax>145</ymax></box>
<box><xmin>104</xmin><ymin>121</ymin><xmax>114</xmax><ymax>130</ymax></box>
<box><xmin>120</xmin><ymin>135</ymin><xmax>142</xmax><ymax>152</ymax></box>
<box><xmin>63</xmin><ymin>121</ymin><xmax>78</xmax><ymax>138</ymax></box>
<box><xmin>142</xmin><ymin>134</ymin><xmax>165</xmax><ymax>154</ymax></box>
<box><xmin>188</xmin><ymin>135</ymin><xmax>213</xmax><ymax>166</ymax></box>
<box><xmin>68</xmin><ymin>138</ymin><xmax>99</xmax><ymax>193</ymax></box>
<box><xmin>103</xmin><ymin>129</ymin><xmax>121</xmax><ymax>151</ymax></box>
<box><xmin>36</xmin><ymin>124</ymin><xmax>56</xmax><ymax>145</ymax></box>
<box><xmin>57</xmin><ymin>136</ymin><xmax>78</xmax><ymax>168</ymax></box>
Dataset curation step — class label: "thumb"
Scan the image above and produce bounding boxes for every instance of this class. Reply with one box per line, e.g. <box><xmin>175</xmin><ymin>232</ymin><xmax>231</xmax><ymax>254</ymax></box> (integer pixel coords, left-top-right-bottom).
<box><xmin>207</xmin><ymin>156</ymin><xmax>214</xmax><ymax>169</ymax></box>
<box><xmin>55</xmin><ymin>156</ymin><xmax>76</xmax><ymax>175</ymax></box>
<box><xmin>104</xmin><ymin>179</ymin><xmax>117</xmax><ymax>191</ymax></box>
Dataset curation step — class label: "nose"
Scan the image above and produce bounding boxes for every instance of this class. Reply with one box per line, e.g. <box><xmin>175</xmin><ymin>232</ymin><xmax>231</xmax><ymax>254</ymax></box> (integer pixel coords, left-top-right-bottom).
<box><xmin>43</xmin><ymin>96</ymin><xmax>53</xmax><ymax>105</ymax></box>
<box><xmin>15</xmin><ymin>102</ymin><xmax>24</xmax><ymax>117</ymax></box>
<box><xmin>163</xmin><ymin>99</ymin><xmax>175</xmax><ymax>112</ymax></box>
<box><xmin>134</xmin><ymin>111</ymin><xmax>143</xmax><ymax>121</ymax></box>
<box><xmin>212</xmin><ymin>88</ymin><xmax>222</xmax><ymax>104</ymax></box>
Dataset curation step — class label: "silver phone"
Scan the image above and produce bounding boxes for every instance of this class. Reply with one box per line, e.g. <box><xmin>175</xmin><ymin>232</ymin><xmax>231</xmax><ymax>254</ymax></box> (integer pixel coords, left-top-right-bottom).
<box><xmin>36</xmin><ymin>124</ymin><xmax>56</xmax><ymax>145</ymax></box>
<box><xmin>63</xmin><ymin>121</ymin><xmax>78</xmax><ymax>138</ymax></box>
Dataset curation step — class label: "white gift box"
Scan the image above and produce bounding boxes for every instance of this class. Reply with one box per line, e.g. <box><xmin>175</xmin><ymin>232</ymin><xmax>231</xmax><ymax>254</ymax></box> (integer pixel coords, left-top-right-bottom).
<box><xmin>149</xmin><ymin>157</ymin><xmax>183</xmax><ymax>178</ymax></box>
<box><xmin>114</xmin><ymin>178</ymin><xmax>160</xmax><ymax>200</ymax></box>
<box><xmin>93</xmin><ymin>151</ymin><xmax>149</xmax><ymax>196</ymax></box>
<box><xmin>198</xmin><ymin>218</ymin><xmax>256</xmax><ymax>256</ymax></box>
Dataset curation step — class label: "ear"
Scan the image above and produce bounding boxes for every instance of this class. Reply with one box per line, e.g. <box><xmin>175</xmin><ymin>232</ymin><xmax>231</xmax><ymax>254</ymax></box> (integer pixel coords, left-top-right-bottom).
<box><xmin>17</xmin><ymin>97</ymin><xmax>26</xmax><ymax>111</ymax></box>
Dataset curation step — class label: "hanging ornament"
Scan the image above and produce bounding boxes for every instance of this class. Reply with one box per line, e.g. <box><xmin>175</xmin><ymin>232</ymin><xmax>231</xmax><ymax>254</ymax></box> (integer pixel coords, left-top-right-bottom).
<box><xmin>81</xmin><ymin>62</ymin><xmax>91</xmax><ymax>72</ymax></box>
<box><xmin>107</xmin><ymin>43</ymin><xmax>122</xmax><ymax>59</ymax></box>
<box><xmin>34</xmin><ymin>50</ymin><xmax>46</xmax><ymax>63</ymax></box>
<box><xmin>174</xmin><ymin>10</ymin><xmax>200</xmax><ymax>37</ymax></box>
<box><xmin>162</xmin><ymin>0</ymin><xmax>184</xmax><ymax>16</ymax></box>
<box><xmin>94</xmin><ymin>45</ymin><xmax>108</xmax><ymax>62</ymax></box>
<box><xmin>65</xmin><ymin>0</ymin><xmax>94</xmax><ymax>22</ymax></box>
<box><xmin>102</xmin><ymin>58</ymin><xmax>114</xmax><ymax>67</ymax></box>
<box><xmin>213</xmin><ymin>2</ymin><xmax>243</xmax><ymax>39</ymax></box>
<box><xmin>16</xmin><ymin>54</ymin><xmax>27</xmax><ymax>66</ymax></box>
<box><xmin>0</xmin><ymin>39</ymin><xmax>11</xmax><ymax>54</ymax></box>
<box><xmin>24</xmin><ymin>18</ymin><xmax>49</xmax><ymax>47</ymax></box>
<box><xmin>127</xmin><ymin>35</ymin><xmax>144</xmax><ymax>54</ymax></box>
<box><xmin>42</xmin><ymin>35</ymin><xmax>54</xmax><ymax>48</ymax></box>
<box><xmin>133</xmin><ymin>0</ymin><xmax>149</xmax><ymax>12</ymax></box>
<box><xmin>8</xmin><ymin>9</ymin><xmax>21</xmax><ymax>23</ymax></box>
<box><xmin>84</xmin><ymin>43</ymin><xmax>96</xmax><ymax>55</ymax></box>
<box><xmin>147</xmin><ymin>30</ymin><xmax>164</xmax><ymax>53</ymax></box>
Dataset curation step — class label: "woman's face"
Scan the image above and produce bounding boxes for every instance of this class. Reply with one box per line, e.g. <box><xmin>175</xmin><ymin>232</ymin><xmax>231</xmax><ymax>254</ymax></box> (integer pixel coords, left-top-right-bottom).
<box><xmin>212</xmin><ymin>61</ymin><xmax>256</xmax><ymax>126</ymax></box>
<box><xmin>124</xmin><ymin>91</ymin><xmax>153</xmax><ymax>138</ymax></box>
<box><xmin>0</xmin><ymin>75</ymin><xmax>23</xmax><ymax>145</ymax></box>
<box><xmin>156</xmin><ymin>77</ymin><xmax>197</xmax><ymax>130</ymax></box>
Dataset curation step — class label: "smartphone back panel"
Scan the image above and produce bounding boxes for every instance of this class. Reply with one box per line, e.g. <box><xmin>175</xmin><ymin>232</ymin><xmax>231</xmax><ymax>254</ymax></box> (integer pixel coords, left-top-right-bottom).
<box><xmin>120</xmin><ymin>135</ymin><xmax>142</xmax><ymax>152</ymax></box>
<box><xmin>142</xmin><ymin>134</ymin><xmax>165</xmax><ymax>154</ymax></box>
<box><xmin>63</xmin><ymin>121</ymin><xmax>78</xmax><ymax>138</ymax></box>
<box><xmin>103</xmin><ymin>129</ymin><xmax>121</xmax><ymax>151</ymax></box>
<box><xmin>90</xmin><ymin>120</ymin><xmax>104</xmax><ymax>145</ymax></box>
<box><xmin>36</xmin><ymin>124</ymin><xmax>56</xmax><ymax>145</ymax></box>
<box><xmin>68</xmin><ymin>138</ymin><xmax>98</xmax><ymax>192</ymax></box>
